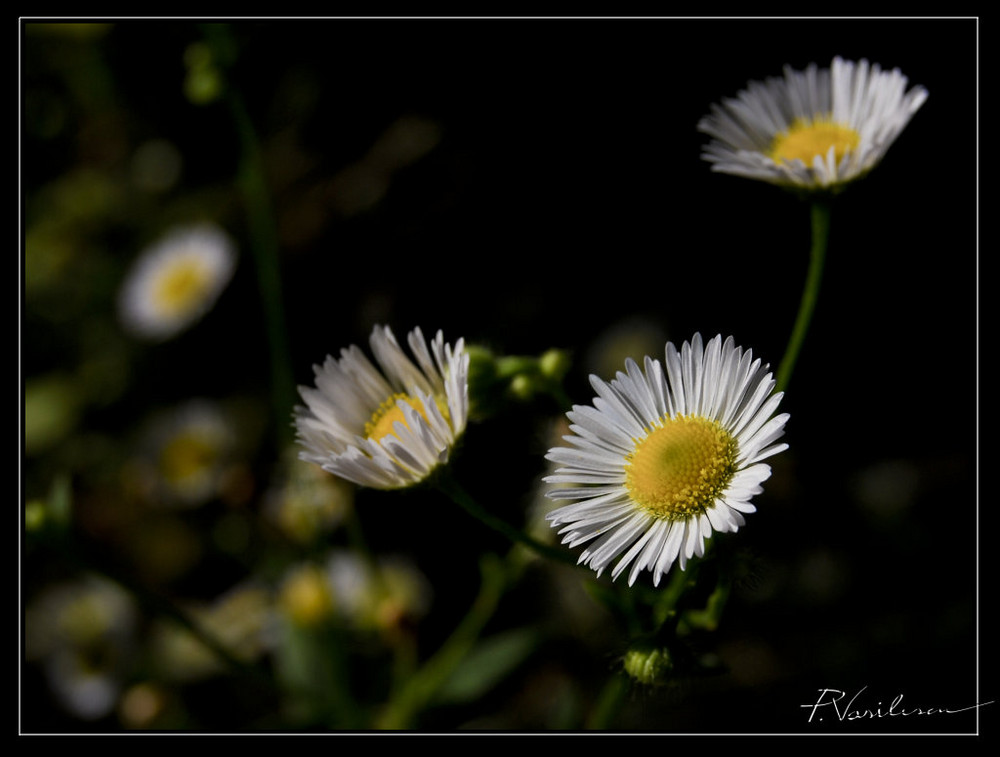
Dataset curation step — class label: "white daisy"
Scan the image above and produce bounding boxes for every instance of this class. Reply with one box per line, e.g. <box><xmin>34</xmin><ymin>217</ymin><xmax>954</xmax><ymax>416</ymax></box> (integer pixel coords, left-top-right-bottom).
<box><xmin>698</xmin><ymin>57</ymin><xmax>928</xmax><ymax>190</ymax></box>
<box><xmin>118</xmin><ymin>223</ymin><xmax>236</xmax><ymax>340</ymax></box>
<box><xmin>294</xmin><ymin>325</ymin><xmax>469</xmax><ymax>490</ymax></box>
<box><xmin>544</xmin><ymin>334</ymin><xmax>789</xmax><ymax>586</ymax></box>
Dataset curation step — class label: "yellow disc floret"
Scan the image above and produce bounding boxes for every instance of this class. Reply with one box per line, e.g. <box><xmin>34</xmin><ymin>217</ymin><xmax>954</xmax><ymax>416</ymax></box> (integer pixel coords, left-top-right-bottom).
<box><xmin>625</xmin><ymin>414</ymin><xmax>737</xmax><ymax>520</ymax></box>
<box><xmin>365</xmin><ymin>393</ymin><xmax>435</xmax><ymax>443</ymax></box>
<box><xmin>153</xmin><ymin>257</ymin><xmax>212</xmax><ymax>316</ymax></box>
<box><xmin>769</xmin><ymin>117</ymin><xmax>861</xmax><ymax>166</ymax></box>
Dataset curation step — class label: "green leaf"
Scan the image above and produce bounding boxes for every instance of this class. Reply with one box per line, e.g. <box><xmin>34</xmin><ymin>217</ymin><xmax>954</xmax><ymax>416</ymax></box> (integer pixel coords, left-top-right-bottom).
<box><xmin>435</xmin><ymin>627</ymin><xmax>540</xmax><ymax>705</ymax></box>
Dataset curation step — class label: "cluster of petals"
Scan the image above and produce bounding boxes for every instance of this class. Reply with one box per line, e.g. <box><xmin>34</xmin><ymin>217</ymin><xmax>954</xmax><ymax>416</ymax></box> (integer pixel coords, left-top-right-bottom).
<box><xmin>295</xmin><ymin>326</ymin><xmax>469</xmax><ymax>490</ymax></box>
<box><xmin>545</xmin><ymin>334</ymin><xmax>789</xmax><ymax>586</ymax></box>
<box><xmin>698</xmin><ymin>56</ymin><xmax>928</xmax><ymax>189</ymax></box>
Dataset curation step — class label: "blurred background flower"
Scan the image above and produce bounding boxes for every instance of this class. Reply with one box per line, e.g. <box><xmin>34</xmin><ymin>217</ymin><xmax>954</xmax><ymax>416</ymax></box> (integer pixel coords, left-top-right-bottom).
<box><xmin>24</xmin><ymin>575</ymin><xmax>138</xmax><ymax>722</ymax></box>
<box><xmin>128</xmin><ymin>399</ymin><xmax>239</xmax><ymax>508</ymax></box>
<box><xmin>117</xmin><ymin>223</ymin><xmax>236</xmax><ymax>342</ymax></box>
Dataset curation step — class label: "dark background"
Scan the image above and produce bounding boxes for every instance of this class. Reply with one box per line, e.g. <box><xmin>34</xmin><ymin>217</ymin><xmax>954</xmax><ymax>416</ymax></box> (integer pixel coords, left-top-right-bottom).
<box><xmin>22</xmin><ymin>17</ymin><xmax>982</xmax><ymax>734</ymax></box>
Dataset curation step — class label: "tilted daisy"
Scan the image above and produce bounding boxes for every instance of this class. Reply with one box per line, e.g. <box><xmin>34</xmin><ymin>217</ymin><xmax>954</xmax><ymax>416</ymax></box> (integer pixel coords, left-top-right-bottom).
<box><xmin>118</xmin><ymin>223</ymin><xmax>236</xmax><ymax>340</ymax></box>
<box><xmin>544</xmin><ymin>334</ymin><xmax>789</xmax><ymax>586</ymax></box>
<box><xmin>698</xmin><ymin>57</ymin><xmax>928</xmax><ymax>191</ymax></box>
<box><xmin>294</xmin><ymin>326</ymin><xmax>469</xmax><ymax>490</ymax></box>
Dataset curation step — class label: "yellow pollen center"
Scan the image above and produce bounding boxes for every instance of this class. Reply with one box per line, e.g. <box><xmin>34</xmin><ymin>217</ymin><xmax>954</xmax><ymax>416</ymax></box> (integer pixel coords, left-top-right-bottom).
<box><xmin>153</xmin><ymin>258</ymin><xmax>212</xmax><ymax>316</ymax></box>
<box><xmin>624</xmin><ymin>415</ymin><xmax>737</xmax><ymax>520</ymax></box>
<box><xmin>159</xmin><ymin>433</ymin><xmax>220</xmax><ymax>484</ymax></box>
<box><xmin>769</xmin><ymin>118</ymin><xmax>861</xmax><ymax>166</ymax></box>
<box><xmin>365</xmin><ymin>393</ymin><xmax>434</xmax><ymax>443</ymax></box>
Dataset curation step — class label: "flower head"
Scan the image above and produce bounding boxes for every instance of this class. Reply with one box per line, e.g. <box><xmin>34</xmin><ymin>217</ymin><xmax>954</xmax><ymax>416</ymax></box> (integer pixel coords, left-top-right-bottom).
<box><xmin>698</xmin><ymin>57</ymin><xmax>927</xmax><ymax>191</ymax></box>
<box><xmin>294</xmin><ymin>325</ymin><xmax>469</xmax><ymax>489</ymax></box>
<box><xmin>545</xmin><ymin>334</ymin><xmax>789</xmax><ymax>586</ymax></box>
<box><xmin>118</xmin><ymin>223</ymin><xmax>236</xmax><ymax>340</ymax></box>
<box><xmin>136</xmin><ymin>399</ymin><xmax>236</xmax><ymax>508</ymax></box>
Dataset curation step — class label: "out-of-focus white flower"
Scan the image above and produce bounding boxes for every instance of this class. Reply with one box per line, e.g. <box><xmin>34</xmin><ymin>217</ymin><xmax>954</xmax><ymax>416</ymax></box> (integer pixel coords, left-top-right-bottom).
<box><xmin>118</xmin><ymin>223</ymin><xmax>236</xmax><ymax>340</ymax></box>
<box><xmin>263</xmin><ymin>450</ymin><xmax>354</xmax><ymax>544</ymax></box>
<box><xmin>25</xmin><ymin>576</ymin><xmax>138</xmax><ymax>721</ymax></box>
<box><xmin>136</xmin><ymin>399</ymin><xmax>236</xmax><ymax>508</ymax></box>
<box><xmin>325</xmin><ymin>550</ymin><xmax>432</xmax><ymax>632</ymax></box>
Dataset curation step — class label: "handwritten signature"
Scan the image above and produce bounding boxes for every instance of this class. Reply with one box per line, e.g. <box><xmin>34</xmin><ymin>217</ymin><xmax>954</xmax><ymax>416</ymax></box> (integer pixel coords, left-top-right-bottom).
<box><xmin>801</xmin><ymin>687</ymin><xmax>994</xmax><ymax>724</ymax></box>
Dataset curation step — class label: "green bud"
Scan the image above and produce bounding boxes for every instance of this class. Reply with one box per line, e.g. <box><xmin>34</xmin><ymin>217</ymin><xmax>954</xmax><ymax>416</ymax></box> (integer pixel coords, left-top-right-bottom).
<box><xmin>24</xmin><ymin>500</ymin><xmax>47</xmax><ymax>533</ymax></box>
<box><xmin>508</xmin><ymin>374</ymin><xmax>534</xmax><ymax>401</ymax></box>
<box><xmin>184</xmin><ymin>67</ymin><xmax>223</xmax><ymax>105</ymax></box>
<box><xmin>538</xmin><ymin>348</ymin><xmax>570</xmax><ymax>381</ymax></box>
<box><xmin>183</xmin><ymin>42</ymin><xmax>214</xmax><ymax>70</ymax></box>
<box><xmin>183</xmin><ymin>42</ymin><xmax>223</xmax><ymax>105</ymax></box>
<box><xmin>623</xmin><ymin>644</ymin><xmax>673</xmax><ymax>686</ymax></box>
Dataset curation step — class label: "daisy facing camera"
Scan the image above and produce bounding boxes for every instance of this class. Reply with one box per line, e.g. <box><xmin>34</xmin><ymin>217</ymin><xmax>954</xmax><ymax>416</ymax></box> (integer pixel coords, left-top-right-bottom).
<box><xmin>545</xmin><ymin>334</ymin><xmax>789</xmax><ymax>587</ymax></box>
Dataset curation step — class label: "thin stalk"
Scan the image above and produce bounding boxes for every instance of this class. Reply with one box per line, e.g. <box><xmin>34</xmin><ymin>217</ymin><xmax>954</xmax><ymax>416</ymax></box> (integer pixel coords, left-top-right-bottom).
<box><xmin>230</xmin><ymin>93</ymin><xmax>296</xmax><ymax>447</ymax></box>
<box><xmin>776</xmin><ymin>200</ymin><xmax>832</xmax><ymax>393</ymax></box>
<box><xmin>202</xmin><ymin>24</ymin><xmax>296</xmax><ymax>449</ymax></box>
<box><xmin>652</xmin><ymin>558</ymin><xmax>700</xmax><ymax>631</ymax></box>
<box><xmin>374</xmin><ymin>554</ymin><xmax>508</xmax><ymax>729</ymax></box>
<box><xmin>585</xmin><ymin>672</ymin><xmax>629</xmax><ymax>730</ymax></box>
<box><xmin>434</xmin><ymin>471</ymin><xmax>578</xmax><ymax>567</ymax></box>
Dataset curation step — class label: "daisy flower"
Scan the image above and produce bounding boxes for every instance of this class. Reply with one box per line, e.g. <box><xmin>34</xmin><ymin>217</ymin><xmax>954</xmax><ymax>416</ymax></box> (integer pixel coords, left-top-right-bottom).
<box><xmin>137</xmin><ymin>399</ymin><xmax>236</xmax><ymax>507</ymax></box>
<box><xmin>544</xmin><ymin>334</ymin><xmax>789</xmax><ymax>586</ymax></box>
<box><xmin>697</xmin><ymin>57</ymin><xmax>928</xmax><ymax>191</ymax></box>
<box><xmin>294</xmin><ymin>325</ymin><xmax>469</xmax><ymax>490</ymax></box>
<box><xmin>118</xmin><ymin>223</ymin><xmax>236</xmax><ymax>340</ymax></box>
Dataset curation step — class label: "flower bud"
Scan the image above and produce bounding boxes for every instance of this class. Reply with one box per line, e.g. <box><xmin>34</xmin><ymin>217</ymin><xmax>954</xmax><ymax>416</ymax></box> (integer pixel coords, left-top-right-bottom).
<box><xmin>623</xmin><ymin>644</ymin><xmax>673</xmax><ymax>686</ymax></box>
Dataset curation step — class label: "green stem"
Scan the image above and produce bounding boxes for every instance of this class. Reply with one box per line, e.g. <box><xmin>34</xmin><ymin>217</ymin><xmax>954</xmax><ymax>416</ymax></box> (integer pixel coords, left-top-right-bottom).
<box><xmin>652</xmin><ymin>558</ymin><xmax>699</xmax><ymax>631</ymax></box>
<box><xmin>585</xmin><ymin>672</ymin><xmax>629</xmax><ymax>730</ymax></box>
<box><xmin>775</xmin><ymin>200</ymin><xmax>832</xmax><ymax>393</ymax></box>
<box><xmin>434</xmin><ymin>471</ymin><xmax>579</xmax><ymax>568</ymax></box>
<box><xmin>375</xmin><ymin>554</ymin><xmax>508</xmax><ymax>729</ymax></box>
<box><xmin>681</xmin><ymin>571</ymin><xmax>731</xmax><ymax>633</ymax></box>
<box><xmin>203</xmin><ymin>24</ymin><xmax>296</xmax><ymax>449</ymax></box>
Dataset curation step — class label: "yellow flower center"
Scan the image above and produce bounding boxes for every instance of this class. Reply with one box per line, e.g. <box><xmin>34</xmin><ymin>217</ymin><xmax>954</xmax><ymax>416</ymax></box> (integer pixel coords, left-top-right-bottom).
<box><xmin>160</xmin><ymin>432</ymin><xmax>220</xmax><ymax>484</ymax></box>
<box><xmin>365</xmin><ymin>393</ymin><xmax>434</xmax><ymax>443</ymax></box>
<box><xmin>152</xmin><ymin>257</ymin><xmax>212</xmax><ymax>316</ymax></box>
<box><xmin>624</xmin><ymin>415</ymin><xmax>737</xmax><ymax>520</ymax></box>
<box><xmin>280</xmin><ymin>565</ymin><xmax>334</xmax><ymax>627</ymax></box>
<box><xmin>769</xmin><ymin>117</ymin><xmax>861</xmax><ymax>166</ymax></box>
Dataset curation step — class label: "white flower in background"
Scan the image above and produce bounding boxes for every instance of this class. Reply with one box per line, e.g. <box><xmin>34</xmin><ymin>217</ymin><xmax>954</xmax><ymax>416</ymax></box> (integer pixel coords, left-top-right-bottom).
<box><xmin>545</xmin><ymin>334</ymin><xmax>789</xmax><ymax>586</ymax></box>
<box><xmin>139</xmin><ymin>399</ymin><xmax>236</xmax><ymax>507</ymax></box>
<box><xmin>118</xmin><ymin>223</ymin><xmax>236</xmax><ymax>340</ymax></box>
<box><xmin>698</xmin><ymin>57</ymin><xmax>928</xmax><ymax>190</ymax></box>
<box><xmin>325</xmin><ymin>550</ymin><xmax>431</xmax><ymax>631</ymax></box>
<box><xmin>264</xmin><ymin>450</ymin><xmax>354</xmax><ymax>544</ymax></box>
<box><xmin>24</xmin><ymin>576</ymin><xmax>138</xmax><ymax>721</ymax></box>
<box><xmin>294</xmin><ymin>325</ymin><xmax>469</xmax><ymax>489</ymax></box>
